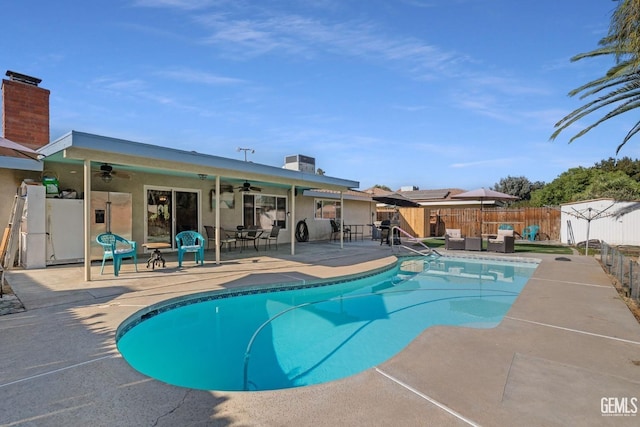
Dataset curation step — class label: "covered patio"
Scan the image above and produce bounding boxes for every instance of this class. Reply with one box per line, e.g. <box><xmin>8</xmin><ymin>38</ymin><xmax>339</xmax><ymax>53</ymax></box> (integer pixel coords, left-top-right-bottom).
<box><xmin>33</xmin><ymin>131</ymin><xmax>373</xmax><ymax>281</ymax></box>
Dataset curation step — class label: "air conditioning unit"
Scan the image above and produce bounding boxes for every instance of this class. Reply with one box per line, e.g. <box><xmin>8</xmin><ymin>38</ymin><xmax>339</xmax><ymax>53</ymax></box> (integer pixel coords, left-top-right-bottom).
<box><xmin>283</xmin><ymin>154</ymin><xmax>315</xmax><ymax>173</ymax></box>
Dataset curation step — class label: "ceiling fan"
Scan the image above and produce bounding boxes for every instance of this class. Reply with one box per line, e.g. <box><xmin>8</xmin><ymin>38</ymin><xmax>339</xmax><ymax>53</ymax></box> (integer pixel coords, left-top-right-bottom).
<box><xmin>236</xmin><ymin>181</ymin><xmax>261</xmax><ymax>192</ymax></box>
<box><xmin>94</xmin><ymin>163</ymin><xmax>131</xmax><ymax>182</ymax></box>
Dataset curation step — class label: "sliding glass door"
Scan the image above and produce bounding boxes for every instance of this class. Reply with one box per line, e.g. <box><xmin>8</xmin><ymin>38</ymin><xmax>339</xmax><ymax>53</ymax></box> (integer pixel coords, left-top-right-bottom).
<box><xmin>145</xmin><ymin>187</ymin><xmax>200</xmax><ymax>247</ymax></box>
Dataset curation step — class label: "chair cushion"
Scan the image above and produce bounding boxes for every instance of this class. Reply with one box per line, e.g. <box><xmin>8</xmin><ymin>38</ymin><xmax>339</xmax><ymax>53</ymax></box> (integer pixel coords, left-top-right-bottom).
<box><xmin>446</xmin><ymin>229</ymin><xmax>461</xmax><ymax>238</ymax></box>
<box><xmin>491</xmin><ymin>229</ymin><xmax>514</xmax><ymax>242</ymax></box>
<box><xmin>114</xmin><ymin>248</ymin><xmax>134</xmax><ymax>255</ymax></box>
<box><xmin>181</xmin><ymin>245</ymin><xmax>201</xmax><ymax>251</ymax></box>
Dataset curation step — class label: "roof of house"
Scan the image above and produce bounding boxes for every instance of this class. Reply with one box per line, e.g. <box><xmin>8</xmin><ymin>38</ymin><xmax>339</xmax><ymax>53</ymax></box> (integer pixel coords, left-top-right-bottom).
<box><xmin>38</xmin><ymin>130</ymin><xmax>360</xmax><ymax>191</ymax></box>
<box><xmin>400</xmin><ymin>189</ymin><xmax>459</xmax><ymax>201</ymax></box>
<box><xmin>302</xmin><ymin>188</ymin><xmax>374</xmax><ymax>202</ymax></box>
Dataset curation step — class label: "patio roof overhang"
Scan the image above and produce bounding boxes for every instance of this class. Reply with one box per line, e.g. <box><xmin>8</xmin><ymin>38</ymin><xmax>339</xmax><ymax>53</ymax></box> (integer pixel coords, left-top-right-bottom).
<box><xmin>36</xmin><ymin>131</ymin><xmax>361</xmax><ymax>282</ymax></box>
<box><xmin>38</xmin><ymin>131</ymin><xmax>359</xmax><ymax>192</ymax></box>
<box><xmin>0</xmin><ymin>156</ymin><xmax>43</xmax><ymax>172</ymax></box>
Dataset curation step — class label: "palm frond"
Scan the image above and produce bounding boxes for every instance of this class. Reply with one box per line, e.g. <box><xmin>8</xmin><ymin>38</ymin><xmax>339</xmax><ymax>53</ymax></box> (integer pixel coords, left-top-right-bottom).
<box><xmin>618</xmin><ymin>120</ymin><xmax>640</xmax><ymax>153</ymax></box>
<box><xmin>553</xmin><ymin>78</ymin><xmax>640</xmax><ymax>130</ymax></box>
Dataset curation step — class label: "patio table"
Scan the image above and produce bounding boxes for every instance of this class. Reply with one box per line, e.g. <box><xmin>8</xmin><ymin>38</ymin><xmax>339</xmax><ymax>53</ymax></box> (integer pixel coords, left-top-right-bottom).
<box><xmin>465</xmin><ymin>237</ymin><xmax>482</xmax><ymax>251</ymax></box>
<box><xmin>236</xmin><ymin>228</ymin><xmax>265</xmax><ymax>252</ymax></box>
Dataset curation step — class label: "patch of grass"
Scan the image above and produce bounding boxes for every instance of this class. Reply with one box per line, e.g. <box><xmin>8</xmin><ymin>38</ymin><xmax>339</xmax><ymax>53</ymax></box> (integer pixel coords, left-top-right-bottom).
<box><xmin>514</xmin><ymin>243</ymin><xmax>573</xmax><ymax>255</ymax></box>
<box><xmin>420</xmin><ymin>239</ymin><xmax>573</xmax><ymax>255</ymax></box>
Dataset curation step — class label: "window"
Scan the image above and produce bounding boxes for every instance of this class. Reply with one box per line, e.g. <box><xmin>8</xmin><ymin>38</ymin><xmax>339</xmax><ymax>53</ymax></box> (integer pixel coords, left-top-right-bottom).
<box><xmin>242</xmin><ymin>194</ymin><xmax>288</xmax><ymax>229</ymax></box>
<box><xmin>315</xmin><ymin>199</ymin><xmax>341</xmax><ymax>220</ymax></box>
<box><xmin>145</xmin><ymin>187</ymin><xmax>200</xmax><ymax>246</ymax></box>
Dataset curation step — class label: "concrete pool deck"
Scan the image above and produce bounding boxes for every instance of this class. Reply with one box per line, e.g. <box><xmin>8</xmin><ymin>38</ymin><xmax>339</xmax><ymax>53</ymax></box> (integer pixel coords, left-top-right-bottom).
<box><xmin>1</xmin><ymin>240</ymin><xmax>639</xmax><ymax>426</ymax></box>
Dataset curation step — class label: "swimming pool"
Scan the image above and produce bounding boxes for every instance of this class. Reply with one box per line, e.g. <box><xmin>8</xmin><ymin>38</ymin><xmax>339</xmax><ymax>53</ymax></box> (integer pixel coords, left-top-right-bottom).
<box><xmin>116</xmin><ymin>256</ymin><xmax>538</xmax><ymax>391</ymax></box>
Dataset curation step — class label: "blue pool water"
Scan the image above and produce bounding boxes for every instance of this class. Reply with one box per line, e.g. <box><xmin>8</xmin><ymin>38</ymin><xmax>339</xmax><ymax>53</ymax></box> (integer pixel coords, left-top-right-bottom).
<box><xmin>116</xmin><ymin>256</ymin><xmax>537</xmax><ymax>391</ymax></box>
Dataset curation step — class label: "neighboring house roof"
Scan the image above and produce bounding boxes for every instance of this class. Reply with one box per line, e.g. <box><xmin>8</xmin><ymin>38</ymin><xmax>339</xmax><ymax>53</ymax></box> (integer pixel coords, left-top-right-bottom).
<box><xmin>398</xmin><ymin>188</ymin><xmax>468</xmax><ymax>201</ymax></box>
<box><xmin>38</xmin><ymin>131</ymin><xmax>359</xmax><ymax>191</ymax></box>
<box><xmin>401</xmin><ymin>189</ymin><xmax>450</xmax><ymax>200</ymax></box>
<box><xmin>394</xmin><ymin>188</ymin><xmax>502</xmax><ymax>208</ymax></box>
<box><xmin>363</xmin><ymin>187</ymin><xmax>498</xmax><ymax>209</ymax></box>
<box><xmin>303</xmin><ymin>188</ymin><xmax>374</xmax><ymax>202</ymax></box>
<box><xmin>362</xmin><ymin>186</ymin><xmax>394</xmax><ymax>197</ymax></box>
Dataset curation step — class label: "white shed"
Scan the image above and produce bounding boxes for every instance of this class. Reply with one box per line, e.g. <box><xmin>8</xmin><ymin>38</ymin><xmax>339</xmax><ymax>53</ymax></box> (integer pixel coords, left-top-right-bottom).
<box><xmin>560</xmin><ymin>198</ymin><xmax>640</xmax><ymax>246</ymax></box>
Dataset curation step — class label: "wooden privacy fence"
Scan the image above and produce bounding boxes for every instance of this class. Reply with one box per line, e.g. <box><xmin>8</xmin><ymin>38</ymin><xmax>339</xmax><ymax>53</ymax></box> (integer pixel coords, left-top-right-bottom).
<box><xmin>390</xmin><ymin>207</ymin><xmax>561</xmax><ymax>240</ymax></box>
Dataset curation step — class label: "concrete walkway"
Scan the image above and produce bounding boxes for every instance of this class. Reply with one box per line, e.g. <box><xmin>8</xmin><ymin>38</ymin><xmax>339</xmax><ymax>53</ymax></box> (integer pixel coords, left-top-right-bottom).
<box><xmin>1</xmin><ymin>241</ymin><xmax>639</xmax><ymax>426</ymax></box>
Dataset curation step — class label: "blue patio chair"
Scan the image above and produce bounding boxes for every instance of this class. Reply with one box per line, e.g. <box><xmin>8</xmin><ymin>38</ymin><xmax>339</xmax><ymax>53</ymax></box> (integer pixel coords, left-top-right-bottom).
<box><xmin>522</xmin><ymin>225</ymin><xmax>540</xmax><ymax>241</ymax></box>
<box><xmin>96</xmin><ymin>233</ymin><xmax>138</xmax><ymax>276</ymax></box>
<box><xmin>176</xmin><ymin>230</ymin><xmax>205</xmax><ymax>267</ymax></box>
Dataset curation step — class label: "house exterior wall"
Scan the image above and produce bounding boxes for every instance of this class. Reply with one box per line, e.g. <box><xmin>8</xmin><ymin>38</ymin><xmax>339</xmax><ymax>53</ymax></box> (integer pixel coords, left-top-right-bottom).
<box><xmin>37</xmin><ymin>162</ymin><xmax>375</xmax><ymax>250</ymax></box>
<box><xmin>0</xmin><ymin>169</ymin><xmax>41</xmax><ymax>231</ymax></box>
<box><xmin>560</xmin><ymin>199</ymin><xmax>640</xmax><ymax>246</ymax></box>
<box><xmin>296</xmin><ymin>196</ymin><xmax>376</xmax><ymax>241</ymax></box>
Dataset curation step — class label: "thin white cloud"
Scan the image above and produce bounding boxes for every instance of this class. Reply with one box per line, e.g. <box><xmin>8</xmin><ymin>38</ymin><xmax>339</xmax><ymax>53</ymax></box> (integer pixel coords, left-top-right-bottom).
<box><xmin>468</xmin><ymin>76</ymin><xmax>550</xmax><ymax>96</ymax></box>
<box><xmin>451</xmin><ymin>157</ymin><xmax>521</xmax><ymax>169</ymax></box>
<box><xmin>398</xmin><ymin>0</ymin><xmax>437</xmax><ymax>8</ymax></box>
<box><xmin>194</xmin><ymin>11</ymin><xmax>465</xmax><ymax>77</ymax></box>
<box><xmin>132</xmin><ymin>0</ymin><xmax>222</xmax><ymax>11</ymax></box>
<box><xmin>156</xmin><ymin>68</ymin><xmax>246</xmax><ymax>85</ymax></box>
<box><xmin>454</xmin><ymin>93</ymin><xmax>518</xmax><ymax>123</ymax></box>
<box><xmin>95</xmin><ymin>78</ymin><xmax>148</xmax><ymax>92</ymax></box>
<box><xmin>392</xmin><ymin>104</ymin><xmax>429</xmax><ymax>112</ymax></box>
<box><xmin>128</xmin><ymin>0</ymin><xmax>475</xmax><ymax>81</ymax></box>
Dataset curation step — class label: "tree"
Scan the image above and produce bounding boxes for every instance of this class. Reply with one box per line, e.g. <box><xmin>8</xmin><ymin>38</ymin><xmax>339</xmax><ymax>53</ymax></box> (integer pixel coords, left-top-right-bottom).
<box><xmin>593</xmin><ymin>156</ymin><xmax>640</xmax><ymax>181</ymax></box>
<box><xmin>529</xmin><ymin>167</ymin><xmax>595</xmax><ymax>206</ymax></box>
<box><xmin>551</xmin><ymin>0</ymin><xmax>640</xmax><ymax>153</ymax></box>
<box><xmin>373</xmin><ymin>184</ymin><xmax>392</xmax><ymax>191</ymax></box>
<box><xmin>576</xmin><ymin>170</ymin><xmax>640</xmax><ymax>200</ymax></box>
<box><xmin>492</xmin><ymin>176</ymin><xmax>545</xmax><ymax>201</ymax></box>
<box><xmin>529</xmin><ymin>163</ymin><xmax>640</xmax><ymax>206</ymax></box>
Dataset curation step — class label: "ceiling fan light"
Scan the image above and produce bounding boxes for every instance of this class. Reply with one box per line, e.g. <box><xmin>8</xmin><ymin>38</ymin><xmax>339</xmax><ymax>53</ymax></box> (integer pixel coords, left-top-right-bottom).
<box><xmin>101</xmin><ymin>172</ymin><xmax>113</xmax><ymax>183</ymax></box>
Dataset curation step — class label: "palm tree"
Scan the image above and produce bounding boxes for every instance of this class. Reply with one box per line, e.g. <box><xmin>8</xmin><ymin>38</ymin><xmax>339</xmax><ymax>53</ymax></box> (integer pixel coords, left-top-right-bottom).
<box><xmin>551</xmin><ymin>0</ymin><xmax>640</xmax><ymax>153</ymax></box>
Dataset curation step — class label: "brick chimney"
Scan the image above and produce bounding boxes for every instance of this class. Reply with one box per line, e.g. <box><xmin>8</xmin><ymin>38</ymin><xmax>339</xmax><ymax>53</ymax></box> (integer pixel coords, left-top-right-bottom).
<box><xmin>2</xmin><ymin>70</ymin><xmax>50</xmax><ymax>149</ymax></box>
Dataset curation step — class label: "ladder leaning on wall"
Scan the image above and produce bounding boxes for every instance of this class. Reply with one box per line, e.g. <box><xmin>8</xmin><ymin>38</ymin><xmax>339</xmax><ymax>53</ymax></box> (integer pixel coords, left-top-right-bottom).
<box><xmin>1</xmin><ymin>194</ymin><xmax>25</xmax><ymax>270</ymax></box>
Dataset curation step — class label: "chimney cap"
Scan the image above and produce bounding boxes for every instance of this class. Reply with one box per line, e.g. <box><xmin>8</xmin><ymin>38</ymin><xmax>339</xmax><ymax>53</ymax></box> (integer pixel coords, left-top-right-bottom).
<box><xmin>5</xmin><ymin>70</ymin><xmax>42</xmax><ymax>86</ymax></box>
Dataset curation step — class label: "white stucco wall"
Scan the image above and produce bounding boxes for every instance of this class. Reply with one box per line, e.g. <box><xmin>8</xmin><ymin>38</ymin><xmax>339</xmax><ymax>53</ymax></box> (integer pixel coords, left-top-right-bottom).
<box><xmin>560</xmin><ymin>199</ymin><xmax>640</xmax><ymax>246</ymax></box>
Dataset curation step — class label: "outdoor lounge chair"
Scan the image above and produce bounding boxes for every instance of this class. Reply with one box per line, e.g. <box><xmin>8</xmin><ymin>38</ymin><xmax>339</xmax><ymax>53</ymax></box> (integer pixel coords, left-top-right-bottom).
<box><xmin>487</xmin><ymin>229</ymin><xmax>515</xmax><ymax>253</ymax></box>
<box><xmin>96</xmin><ymin>233</ymin><xmax>138</xmax><ymax>276</ymax></box>
<box><xmin>176</xmin><ymin>230</ymin><xmax>205</xmax><ymax>267</ymax></box>
<box><xmin>445</xmin><ymin>229</ymin><xmax>465</xmax><ymax>250</ymax></box>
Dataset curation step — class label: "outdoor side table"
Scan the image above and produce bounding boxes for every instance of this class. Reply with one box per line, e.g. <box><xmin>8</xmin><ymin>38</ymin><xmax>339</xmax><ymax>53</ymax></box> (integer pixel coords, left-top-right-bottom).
<box><xmin>465</xmin><ymin>237</ymin><xmax>482</xmax><ymax>251</ymax></box>
<box><xmin>143</xmin><ymin>242</ymin><xmax>171</xmax><ymax>269</ymax></box>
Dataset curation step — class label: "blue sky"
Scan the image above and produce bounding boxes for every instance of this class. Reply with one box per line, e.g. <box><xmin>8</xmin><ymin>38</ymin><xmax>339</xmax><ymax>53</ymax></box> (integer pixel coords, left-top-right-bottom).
<box><xmin>2</xmin><ymin>0</ymin><xmax>635</xmax><ymax>191</ymax></box>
